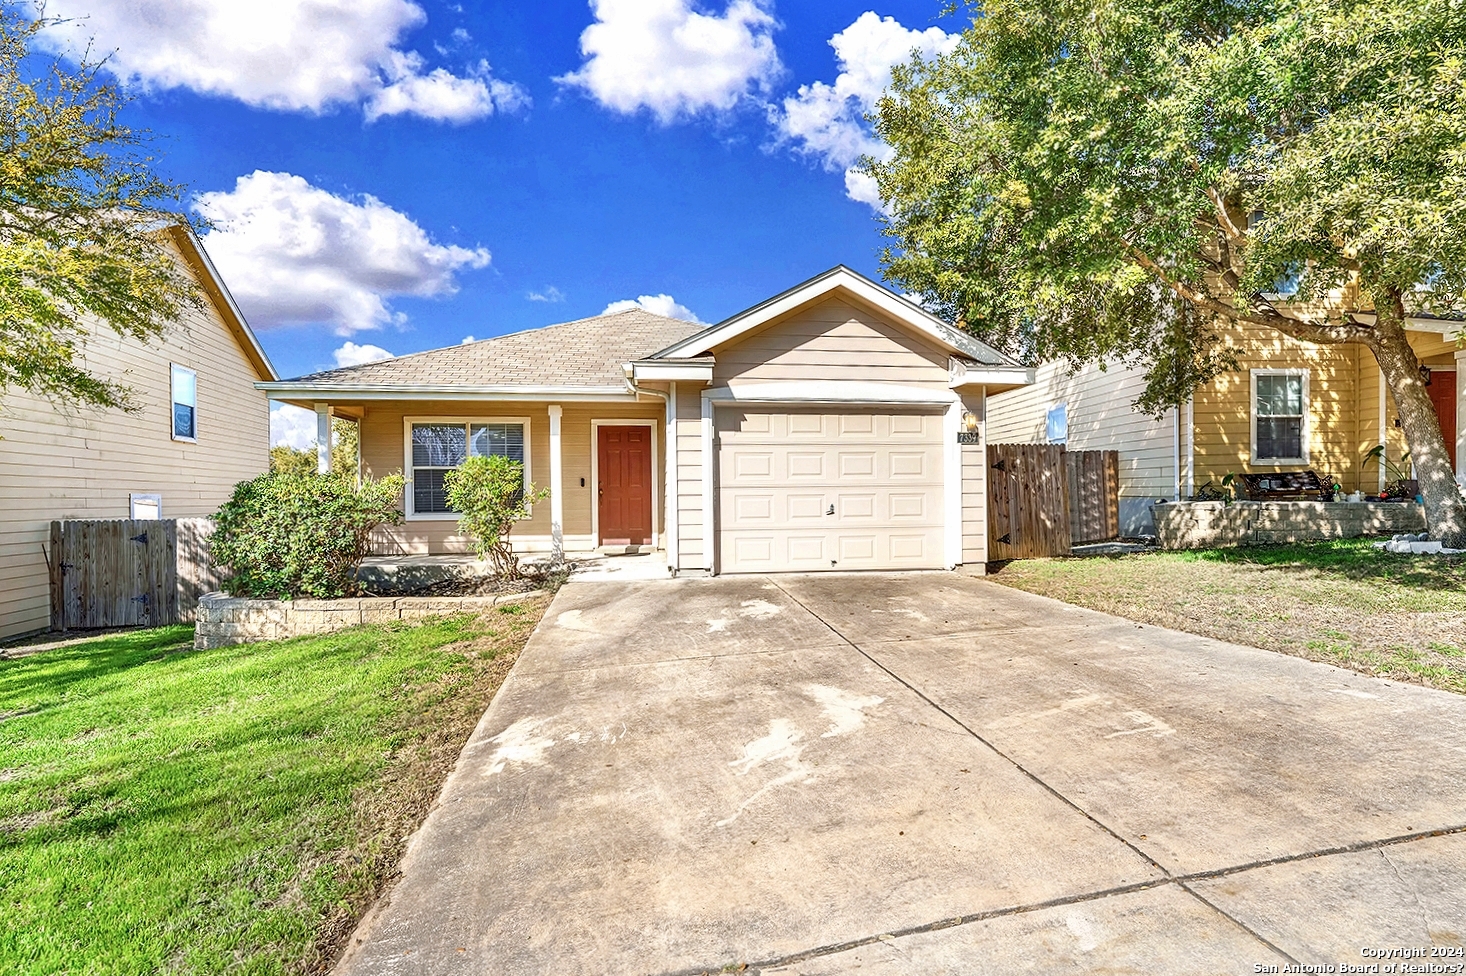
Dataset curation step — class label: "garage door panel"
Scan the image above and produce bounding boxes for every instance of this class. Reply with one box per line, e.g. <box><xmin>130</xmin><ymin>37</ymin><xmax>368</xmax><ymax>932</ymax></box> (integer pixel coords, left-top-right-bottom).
<box><xmin>718</xmin><ymin>407</ymin><xmax>946</xmax><ymax>573</ymax></box>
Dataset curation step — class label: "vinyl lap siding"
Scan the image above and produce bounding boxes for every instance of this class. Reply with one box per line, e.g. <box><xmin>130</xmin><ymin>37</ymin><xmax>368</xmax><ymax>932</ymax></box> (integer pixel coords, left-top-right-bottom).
<box><xmin>986</xmin><ymin>361</ymin><xmax>1177</xmax><ymax>499</ymax></box>
<box><xmin>713</xmin><ymin>297</ymin><xmax>951</xmax><ymax>391</ymax></box>
<box><xmin>0</xmin><ymin>296</ymin><xmax>270</xmax><ymax>640</ymax></box>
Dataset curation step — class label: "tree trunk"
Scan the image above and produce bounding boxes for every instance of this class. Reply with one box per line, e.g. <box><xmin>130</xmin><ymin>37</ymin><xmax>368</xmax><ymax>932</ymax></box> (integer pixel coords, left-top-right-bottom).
<box><xmin>1364</xmin><ymin>291</ymin><xmax>1466</xmax><ymax>547</ymax></box>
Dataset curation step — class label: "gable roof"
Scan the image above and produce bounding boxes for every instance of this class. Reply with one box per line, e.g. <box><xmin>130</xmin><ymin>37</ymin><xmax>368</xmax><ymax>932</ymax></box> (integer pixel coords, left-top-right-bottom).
<box><xmin>648</xmin><ymin>265</ymin><xmax>1021</xmax><ymax>367</ymax></box>
<box><xmin>168</xmin><ymin>225</ymin><xmax>278</xmax><ymax>381</ymax></box>
<box><xmin>260</xmin><ymin>308</ymin><xmax>703</xmax><ymax>396</ymax></box>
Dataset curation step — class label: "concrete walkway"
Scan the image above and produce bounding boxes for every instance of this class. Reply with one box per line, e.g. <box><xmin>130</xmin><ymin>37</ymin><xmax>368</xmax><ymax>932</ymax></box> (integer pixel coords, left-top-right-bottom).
<box><xmin>337</xmin><ymin>574</ymin><xmax>1466</xmax><ymax>976</ymax></box>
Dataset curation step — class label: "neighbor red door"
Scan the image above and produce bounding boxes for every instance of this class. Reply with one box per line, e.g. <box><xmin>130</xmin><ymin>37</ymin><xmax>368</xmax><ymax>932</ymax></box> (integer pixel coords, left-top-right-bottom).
<box><xmin>598</xmin><ymin>425</ymin><xmax>653</xmax><ymax>546</ymax></box>
<box><xmin>1428</xmin><ymin>370</ymin><xmax>1457</xmax><ymax>470</ymax></box>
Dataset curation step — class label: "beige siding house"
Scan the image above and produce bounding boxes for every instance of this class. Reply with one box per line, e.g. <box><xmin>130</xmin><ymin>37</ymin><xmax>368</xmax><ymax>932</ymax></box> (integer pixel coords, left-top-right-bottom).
<box><xmin>261</xmin><ymin>267</ymin><xmax>1032</xmax><ymax>575</ymax></box>
<box><xmin>0</xmin><ymin>227</ymin><xmax>277</xmax><ymax>640</ymax></box>
<box><xmin>988</xmin><ymin>320</ymin><xmax>1463</xmax><ymax>535</ymax></box>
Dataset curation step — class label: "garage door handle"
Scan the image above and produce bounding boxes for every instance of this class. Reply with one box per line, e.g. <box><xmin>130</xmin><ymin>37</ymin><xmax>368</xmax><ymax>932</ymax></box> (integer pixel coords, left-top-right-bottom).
<box><xmin>826</xmin><ymin>504</ymin><xmax>835</xmax><ymax>515</ymax></box>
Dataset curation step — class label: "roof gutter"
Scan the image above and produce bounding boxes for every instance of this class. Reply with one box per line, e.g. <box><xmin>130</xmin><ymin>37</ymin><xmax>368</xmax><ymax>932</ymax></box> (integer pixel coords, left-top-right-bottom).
<box><xmin>255</xmin><ymin>382</ymin><xmax>638</xmax><ymax>402</ymax></box>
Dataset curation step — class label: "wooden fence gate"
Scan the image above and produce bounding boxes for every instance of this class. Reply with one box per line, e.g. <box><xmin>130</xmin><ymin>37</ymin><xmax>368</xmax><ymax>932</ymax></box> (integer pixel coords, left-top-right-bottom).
<box><xmin>48</xmin><ymin>518</ymin><xmax>222</xmax><ymax>630</ymax></box>
<box><xmin>987</xmin><ymin>445</ymin><xmax>1121</xmax><ymax>560</ymax></box>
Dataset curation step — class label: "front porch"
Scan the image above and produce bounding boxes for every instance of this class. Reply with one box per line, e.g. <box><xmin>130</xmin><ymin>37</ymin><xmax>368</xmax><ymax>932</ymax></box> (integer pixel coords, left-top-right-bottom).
<box><xmin>357</xmin><ymin>549</ymin><xmax>673</xmax><ymax>593</ymax></box>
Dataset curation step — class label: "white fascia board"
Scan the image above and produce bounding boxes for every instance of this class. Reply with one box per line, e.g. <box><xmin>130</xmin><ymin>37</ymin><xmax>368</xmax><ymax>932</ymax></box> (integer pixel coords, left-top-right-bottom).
<box><xmin>707</xmin><ymin>381</ymin><xmax>957</xmax><ymax>406</ymax></box>
<box><xmin>172</xmin><ymin>225</ymin><xmax>280</xmax><ymax>381</ymax></box>
<box><xmin>256</xmin><ymin>383</ymin><xmax>635</xmax><ymax>402</ymax></box>
<box><xmin>950</xmin><ymin>360</ymin><xmax>1035</xmax><ymax>389</ymax></box>
<box><xmin>1349</xmin><ymin>311</ymin><xmax>1464</xmax><ymax>335</ymax></box>
<box><xmin>659</xmin><ymin>269</ymin><xmax>1008</xmax><ymax>365</ymax></box>
<box><xmin>627</xmin><ymin>362</ymin><xmax>713</xmax><ymax>382</ymax></box>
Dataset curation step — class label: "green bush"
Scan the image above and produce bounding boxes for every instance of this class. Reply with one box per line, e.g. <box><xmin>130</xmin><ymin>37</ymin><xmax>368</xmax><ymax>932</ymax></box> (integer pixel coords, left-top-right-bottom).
<box><xmin>444</xmin><ymin>455</ymin><xmax>548</xmax><ymax>578</ymax></box>
<box><xmin>211</xmin><ymin>472</ymin><xmax>405</xmax><ymax>599</ymax></box>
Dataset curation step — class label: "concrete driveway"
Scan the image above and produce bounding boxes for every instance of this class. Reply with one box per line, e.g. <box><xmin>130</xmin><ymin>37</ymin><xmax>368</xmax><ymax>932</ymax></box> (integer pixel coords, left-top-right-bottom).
<box><xmin>338</xmin><ymin>574</ymin><xmax>1466</xmax><ymax>975</ymax></box>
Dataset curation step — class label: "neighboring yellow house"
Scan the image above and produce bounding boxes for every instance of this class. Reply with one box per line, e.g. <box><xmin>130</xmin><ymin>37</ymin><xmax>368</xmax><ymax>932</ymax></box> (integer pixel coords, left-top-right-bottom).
<box><xmin>0</xmin><ymin>227</ymin><xmax>277</xmax><ymax>641</ymax></box>
<box><xmin>988</xmin><ymin>320</ymin><xmax>1462</xmax><ymax>536</ymax></box>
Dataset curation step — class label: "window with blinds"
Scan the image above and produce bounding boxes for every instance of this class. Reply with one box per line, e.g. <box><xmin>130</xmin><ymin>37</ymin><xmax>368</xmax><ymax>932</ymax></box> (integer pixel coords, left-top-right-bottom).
<box><xmin>409</xmin><ymin>421</ymin><xmax>526</xmax><ymax>514</ymax></box>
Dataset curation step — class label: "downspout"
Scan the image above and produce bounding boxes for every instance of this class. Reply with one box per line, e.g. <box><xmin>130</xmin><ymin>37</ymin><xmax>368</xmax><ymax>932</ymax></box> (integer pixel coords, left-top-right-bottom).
<box><xmin>624</xmin><ymin>367</ymin><xmax>675</xmax><ymax>568</ymax></box>
<box><xmin>1172</xmin><ymin>404</ymin><xmax>1182</xmax><ymax>501</ymax></box>
<box><xmin>1185</xmin><ymin>395</ymin><xmax>1195</xmax><ymax>499</ymax></box>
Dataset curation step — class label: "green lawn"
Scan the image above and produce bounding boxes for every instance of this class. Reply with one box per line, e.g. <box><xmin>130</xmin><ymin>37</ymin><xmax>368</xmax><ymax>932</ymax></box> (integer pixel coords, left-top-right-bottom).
<box><xmin>0</xmin><ymin>601</ymin><xmax>546</xmax><ymax>975</ymax></box>
<box><xmin>991</xmin><ymin>539</ymin><xmax>1466</xmax><ymax>694</ymax></box>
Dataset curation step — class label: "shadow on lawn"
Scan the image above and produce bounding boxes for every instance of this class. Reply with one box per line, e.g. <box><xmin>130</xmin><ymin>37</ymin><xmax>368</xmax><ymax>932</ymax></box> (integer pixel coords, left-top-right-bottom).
<box><xmin>0</xmin><ymin>627</ymin><xmax>195</xmax><ymax>709</ymax></box>
<box><xmin>1185</xmin><ymin>541</ymin><xmax>1466</xmax><ymax>592</ymax></box>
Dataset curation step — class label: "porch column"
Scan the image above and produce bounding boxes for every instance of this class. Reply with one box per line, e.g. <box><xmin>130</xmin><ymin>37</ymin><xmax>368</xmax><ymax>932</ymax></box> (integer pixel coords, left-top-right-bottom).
<box><xmin>548</xmin><ymin>405</ymin><xmax>564</xmax><ymax>560</ymax></box>
<box><xmin>665</xmin><ymin>383</ymin><xmax>679</xmax><ymax>572</ymax></box>
<box><xmin>701</xmin><ymin>391</ymin><xmax>715</xmax><ymax>574</ymax></box>
<box><xmin>315</xmin><ymin>403</ymin><xmax>331</xmax><ymax>474</ymax></box>
<box><xmin>1456</xmin><ymin>351</ymin><xmax>1466</xmax><ymax>483</ymax></box>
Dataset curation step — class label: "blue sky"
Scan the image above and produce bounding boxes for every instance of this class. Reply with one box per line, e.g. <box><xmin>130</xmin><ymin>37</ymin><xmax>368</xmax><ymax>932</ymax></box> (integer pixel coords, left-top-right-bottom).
<box><xmin>33</xmin><ymin>1</ymin><xmax>965</xmax><ymax>445</ymax></box>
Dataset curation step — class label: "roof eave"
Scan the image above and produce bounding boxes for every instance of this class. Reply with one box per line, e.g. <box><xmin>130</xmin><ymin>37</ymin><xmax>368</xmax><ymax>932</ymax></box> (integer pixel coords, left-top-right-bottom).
<box><xmin>255</xmin><ymin>383</ymin><xmax>639</xmax><ymax>402</ymax></box>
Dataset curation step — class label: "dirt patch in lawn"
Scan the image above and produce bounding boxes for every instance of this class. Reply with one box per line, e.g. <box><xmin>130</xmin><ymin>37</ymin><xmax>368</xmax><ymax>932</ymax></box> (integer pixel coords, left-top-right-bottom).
<box><xmin>990</xmin><ymin>542</ymin><xmax>1466</xmax><ymax>695</ymax></box>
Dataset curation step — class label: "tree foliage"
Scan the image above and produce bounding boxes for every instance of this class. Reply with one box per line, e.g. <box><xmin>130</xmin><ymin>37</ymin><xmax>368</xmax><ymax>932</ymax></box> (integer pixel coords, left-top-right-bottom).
<box><xmin>211</xmin><ymin>472</ymin><xmax>405</xmax><ymax>600</ymax></box>
<box><xmin>268</xmin><ymin>420</ymin><xmax>360</xmax><ymax>478</ymax></box>
<box><xmin>443</xmin><ymin>455</ymin><xmax>548</xmax><ymax>579</ymax></box>
<box><xmin>0</xmin><ymin>9</ymin><xmax>200</xmax><ymax>411</ymax></box>
<box><xmin>869</xmin><ymin>0</ymin><xmax>1466</xmax><ymax>541</ymax></box>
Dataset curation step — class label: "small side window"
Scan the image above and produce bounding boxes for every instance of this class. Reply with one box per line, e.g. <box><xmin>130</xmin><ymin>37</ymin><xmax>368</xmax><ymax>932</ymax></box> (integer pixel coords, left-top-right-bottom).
<box><xmin>130</xmin><ymin>493</ymin><xmax>162</xmax><ymax>520</ymax></box>
<box><xmin>1045</xmin><ymin>403</ymin><xmax>1068</xmax><ymax>445</ymax></box>
<box><xmin>171</xmin><ymin>365</ymin><xmax>197</xmax><ymax>441</ymax></box>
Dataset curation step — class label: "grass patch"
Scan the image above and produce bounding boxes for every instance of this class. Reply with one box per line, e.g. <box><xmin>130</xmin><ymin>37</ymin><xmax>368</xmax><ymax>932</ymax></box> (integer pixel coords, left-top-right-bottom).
<box><xmin>991</xmin><ymin>539</ymin><xmax>1466</xmax><ymax>695</ymax></box>
<box><xmin>0</xmin><ymin>599</ymin><xmax>547</xmax><ymax>975</ymax></box>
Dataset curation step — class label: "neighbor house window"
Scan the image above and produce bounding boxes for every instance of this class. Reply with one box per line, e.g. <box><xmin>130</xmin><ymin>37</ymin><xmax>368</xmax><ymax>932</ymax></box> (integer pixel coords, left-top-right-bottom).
<box><xmin>171</xmin><ymin>365</ymin><xmax>197</xmax><ymax>441</ymax></box>
<box><xmin>407</xmin><ymin>420</ymin><xmax>527</xmax><ymax>516</ymax></box>
<box><xmin>1252</xmin><ymin>370</ymin><xmax>1308</xmax><ymax>462</ymax></box>
<box><xmin>1045</xmin><ymin>403</ymin><xmax>1068</xmax><ymax>445</ymax></box>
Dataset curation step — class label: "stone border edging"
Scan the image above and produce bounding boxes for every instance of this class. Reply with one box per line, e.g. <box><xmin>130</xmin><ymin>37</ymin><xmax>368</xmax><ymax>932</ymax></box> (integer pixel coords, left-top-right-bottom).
<box><xmin>194</xmin><ymin>589</ymin><xmax>550</xmax><ymax>649</ymax></box>
<box><xmin>1154</xmin><ymin>500</ymin><xmax>1426</xmax><ymax>549</ymax></box>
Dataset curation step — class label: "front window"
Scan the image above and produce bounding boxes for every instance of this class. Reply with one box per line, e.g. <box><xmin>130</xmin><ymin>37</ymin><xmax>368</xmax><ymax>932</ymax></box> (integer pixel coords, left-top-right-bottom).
<box><xmin>409</xmin><ymin>421</ymin><xmax>526</xmax><ymax>515</ymax></box>
<box><xmin>1254</xmin><ymin>371</ymin><xmax>1307</xmax><ymax>461</ymax></box>
<box><xmin>171</xmin><ymin>365</ymin><xmax>196</xmax><ymax>440</ymax></box>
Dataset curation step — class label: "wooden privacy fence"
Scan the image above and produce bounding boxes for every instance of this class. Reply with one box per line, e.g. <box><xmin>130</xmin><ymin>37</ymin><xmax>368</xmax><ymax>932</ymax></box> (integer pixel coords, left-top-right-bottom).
<box><xmin>1065</xmin><ymin>449</ymin><xmax>1122</xmax><ymax>545</ymax></box>
<box><xmin>47</xmin><ymin>518</ymin><xmax>223</xmax><ymax>630</ymax></box>
<box><xmin>987</xmin><ymin>445</ymin><xmax>1121</xmax><ymax>560</ymax></box>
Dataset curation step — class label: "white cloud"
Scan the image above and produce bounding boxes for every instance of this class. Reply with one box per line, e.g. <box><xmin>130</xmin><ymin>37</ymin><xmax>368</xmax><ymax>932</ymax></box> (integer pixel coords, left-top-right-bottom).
<box><xmin>195</xmin><ymin>171</ymin><xmax>491</xmax><ymax>335</ymax></box>
<box><xmin>461</xmin><ymin>335</ymin><xmax>478</xmax><ymax>344</ymax></box>
<box><xmin>528</xmin><ymin>286</ymin><xmax>565</xmax><ymax>303</ymax></box>
<box><xmin>557</xmin><ymin>0</ymin><xmax>782</xmax><ymax>123</ymax></box>
<box><xmin>602</xmin><ymin>293</ymin><xmax>703</xmax><ymax>322</ymax></box>
<box><xmin>333</xmin><ymin>342</ymin><xmax>395</xmax><ymax>368</ymax></box>
<box><xmin>270</xmin><ymin>403</ymin><xmax>318</xmax><ymax>450</ymax></box>
<box><xmin>37</xmin><ymin>0</ymin><xmax>527</xmax><ymax>123</ymax></box>
<box><xmin>773</xmin><ymin>12</ymin><xmax>958</xmax><ymax>208</ymax></box>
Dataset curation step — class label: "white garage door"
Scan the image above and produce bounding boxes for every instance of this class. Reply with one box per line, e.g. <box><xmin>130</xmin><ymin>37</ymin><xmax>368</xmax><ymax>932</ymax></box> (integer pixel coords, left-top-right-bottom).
<box><xmin>717</xmin><ymin>407</ymin><xmax>946</xmax><ymax>573</ymax></box>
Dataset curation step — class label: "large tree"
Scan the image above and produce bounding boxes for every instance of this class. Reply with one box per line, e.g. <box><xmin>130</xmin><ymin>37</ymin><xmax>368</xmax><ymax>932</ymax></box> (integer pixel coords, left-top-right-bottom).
<box><xmin>0</xmin><ymin>9</ymin><xmax>199</xmax><ymax>412</ymax></box>
<box><xmin>868</xmin><ymin>0</ymin><xmax>1466</xmax><ymax>544</ymax></box>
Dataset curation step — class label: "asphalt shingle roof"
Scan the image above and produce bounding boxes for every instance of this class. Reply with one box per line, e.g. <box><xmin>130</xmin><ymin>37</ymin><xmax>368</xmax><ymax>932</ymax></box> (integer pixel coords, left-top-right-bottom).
<box><xmin>283</xmin><ymin>309</ymin><xmax>705</xmax><ymax>388</ymax></box>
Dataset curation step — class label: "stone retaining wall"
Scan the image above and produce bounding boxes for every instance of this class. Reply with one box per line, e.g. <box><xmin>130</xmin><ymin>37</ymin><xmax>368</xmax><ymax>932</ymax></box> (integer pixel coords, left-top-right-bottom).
<box><xmin>1154</xmin><ymin>500</ymin><xmax>1426</xmax><ymax>550</ymax></box>
<box><xmin>195</xmin><ymin>589</ymin><xmax>549</xmax><ymax>649</ymax></box>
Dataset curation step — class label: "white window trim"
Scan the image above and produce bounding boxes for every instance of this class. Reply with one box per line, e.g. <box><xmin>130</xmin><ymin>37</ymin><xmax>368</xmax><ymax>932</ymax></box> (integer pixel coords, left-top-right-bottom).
<box><xmin>170</xmin><ymin>364</ymin><xmax>197</xmax><ymax>443</ymax></box>
<box><xmin>589</xmin><ymin>419</ymin><xmax>659</xmax><ymax>548</ymax></box>
<box><xmin>402</xmin><ymin>416</ymin><xmax>532</xmax><ymax>521</ymax></box>
<box><xmin>1250</xmin><ymin>368</ymin><xmax>1311</xmax><ymax>465</ymax></box>
<box><xmin>130</xmin><ymin>492</ymin><xmax>163</xmax><ymax>520</ymax></box>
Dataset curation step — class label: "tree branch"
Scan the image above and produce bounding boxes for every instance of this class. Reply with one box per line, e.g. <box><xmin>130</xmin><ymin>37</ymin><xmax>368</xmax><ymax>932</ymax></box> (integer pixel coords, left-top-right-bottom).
<box><xmin>1123</xmin><ymin>244</ymin><xmax>1372</xmax><ymax>344</ymax></box>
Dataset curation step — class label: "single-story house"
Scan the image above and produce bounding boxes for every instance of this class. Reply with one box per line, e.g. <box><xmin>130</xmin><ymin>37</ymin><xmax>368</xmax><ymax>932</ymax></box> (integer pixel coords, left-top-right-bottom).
<box><xmin>259</xmin><ymin>267</ymin><xmax>1034</xmax><ymax>575</ymax></box>
<box><xmin>987</xmin><ymin>317</ymin><xmax>1462</xmax><ymax>535</ymax></box>
<box><xmin>0</xmin><ymin>226</ymin><xmax>277</xmax><ymax>641</ymax></box>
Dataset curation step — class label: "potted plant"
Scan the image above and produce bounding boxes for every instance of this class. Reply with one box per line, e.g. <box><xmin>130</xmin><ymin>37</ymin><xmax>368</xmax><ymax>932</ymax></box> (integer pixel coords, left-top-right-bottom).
<box><xmin>1363</xmin><ymin>446</ymin><xmax>1417</xmax><ymax>502</ymax></box>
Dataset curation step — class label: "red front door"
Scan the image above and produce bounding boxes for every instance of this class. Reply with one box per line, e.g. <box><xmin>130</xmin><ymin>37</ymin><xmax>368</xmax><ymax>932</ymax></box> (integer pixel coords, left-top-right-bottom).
<box><xmin>598</xmin><ymin>425</ymin><xmax>653</xmax><ymax>546</ymax></box>
<box><xmin>1428</xmin><ymin>370</ymin><xmax>1457</xmax><ymax>470</ymax></box>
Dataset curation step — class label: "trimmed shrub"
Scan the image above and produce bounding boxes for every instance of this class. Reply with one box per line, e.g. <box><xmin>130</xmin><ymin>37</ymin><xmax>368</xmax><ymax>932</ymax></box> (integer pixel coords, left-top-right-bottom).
<box><xmin>211</xmin><ymin>472</ymin><xmax>405</xmax><ymax>599</ymax></box>
<box><xmin>444</xmin><ymin>455</ymin><xmax>548</xmax><ymax>578</ymax></box>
